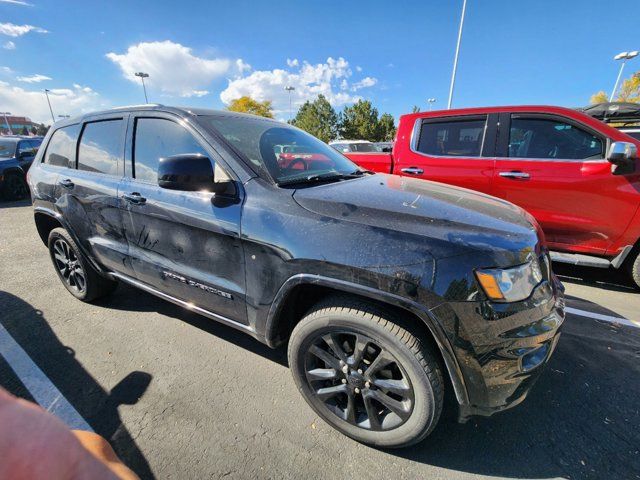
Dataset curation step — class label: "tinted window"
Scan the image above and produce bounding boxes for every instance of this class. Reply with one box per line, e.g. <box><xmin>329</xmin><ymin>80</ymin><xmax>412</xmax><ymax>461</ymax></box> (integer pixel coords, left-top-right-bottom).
<box><xmin>509</xmin><ymin>117</ymin><xmax>603</xmax><ymax>160</ymax></box>
<box><xmin>18</xmin><ymin>140</ymin><xmax>37</xmax><ymax>157</ymax></box>
<box><xmin>417</xmin><ymin>118</ymin><xmax>486</xmax><ymax>157</ymax></box>
<box><xmin>44</xmin><ymin>125</ymin><xmax>81</xmax><ymax>167</ymax></box>
<box><xmin>133</xmin><ymin>118</ymin><xmax>208</xmax><ymax>183</ymax></box>
<box><xmin>78</xmin><ymin>119</ymin><xmax>123</xmax><ymax>175</ymax></box>
<box><xmin>0</xmin><ymin>139</ymin><xmax>17</xmax><ymax>158</ymax></box>
<box><xmin>351</xmin><ymin>143</ymin><xmax>378</xmax><ymax>152</ymax></box>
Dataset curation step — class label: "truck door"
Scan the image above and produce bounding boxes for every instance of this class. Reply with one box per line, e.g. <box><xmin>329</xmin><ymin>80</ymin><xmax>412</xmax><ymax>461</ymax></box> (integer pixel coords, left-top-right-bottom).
<box><xmin>492</xmin><ymin>112</ymin><xmax>638</xmax><ymax>254</ymax></box>
<box><xmin>394</xmin><ymin>114</ymin><xmax>498</xmax><ymax>195</ymax></box>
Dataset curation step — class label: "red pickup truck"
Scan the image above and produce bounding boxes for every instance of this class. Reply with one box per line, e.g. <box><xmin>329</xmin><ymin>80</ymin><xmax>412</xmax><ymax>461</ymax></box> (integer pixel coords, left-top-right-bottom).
<box><xmin>341</xmin><ymin>105</ymin><xmax>640</xmax><ymax>288</ymax></box>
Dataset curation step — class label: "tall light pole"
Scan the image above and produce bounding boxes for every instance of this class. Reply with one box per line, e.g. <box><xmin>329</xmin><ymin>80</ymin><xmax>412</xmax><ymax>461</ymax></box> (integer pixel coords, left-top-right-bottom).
<box><xmin>44</xmin><ymin>89</ymin><xmax>55</xmax><ymax>123</ymax></box>
<box><xmin>447</xmin><ymin>0</ymin><xmax>467</xmax><ymax>109</ymax></box>
<box><xmin>285</xmin><ymin>85</ymin><xmax>295</xmax><ymax>120</ymax></box>
<box><xmin>610</xmin><ymin>51</ymin><xmax>638</xmax><ymax>101</ymax></box>
<box><xmin>135</xmin><ymin>72</ymin><xmax>150</xmax><ymax>103</ymax></box>
<box><xmin>1</xmin><ymin>112</ymin><xmax>12</xmax><ymax>135</ymax></box>
<box><xmin>427</xmin><ymin>98</ymin><xmax>436</xmax><ymax>111</ymax></box>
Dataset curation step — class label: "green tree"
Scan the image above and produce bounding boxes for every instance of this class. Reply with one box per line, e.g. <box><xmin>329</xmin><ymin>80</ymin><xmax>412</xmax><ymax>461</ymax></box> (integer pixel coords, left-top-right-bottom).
<box><xmin>411</xmin><ymin>105</ymin><xmax>421</xmax><ymax>113</ymax></box>
<box><xmin>226</xmin><ymin>96</ymin><xmax>274</xmax><ymax>118</ymax></box>
<box><xmin>291</xmin><ymin>94</ymin><xmax>338</xmax><ymax>143</ymax></box>
<box><xmin>377</xmin><ymin>113</ymin><xmax>396</xmax><ymax>141</ymax></box>
<box><xmin>339</xmin><ymin>100</ymin><xmax>380</xmax><ymax>141</ymax></box>
<box><xmin>35</xmin><ymin>123</ymin><xmax>49</xmax><ymax>136</ymax></box>
<box><xmin>590</xmin><ymin>91</ymin><xmax>609</xmax><ymax>104</ymax></box>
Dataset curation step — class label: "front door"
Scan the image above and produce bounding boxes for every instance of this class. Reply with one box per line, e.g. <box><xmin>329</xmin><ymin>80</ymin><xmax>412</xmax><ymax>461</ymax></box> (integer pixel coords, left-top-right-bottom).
<box><xmin>120</xmin><ymin>113</ymin><xmax>247</xmax><ymax>324</ymax></box>
<box><xmin>396</xmin><ymin>114</ymin><xmax>497</xmax><ymax>195</ymax></box>
<box><xmin>492</xmin><ymin>113</ymin><xmax>638</xmax><ymax>254</ymax></box>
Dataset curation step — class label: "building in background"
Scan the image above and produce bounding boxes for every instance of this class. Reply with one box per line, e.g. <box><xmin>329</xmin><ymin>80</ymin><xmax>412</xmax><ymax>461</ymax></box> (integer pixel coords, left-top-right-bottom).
<box><xmin>0</xmin><ymin>116</ymin><xmax>38</xmax><ymax>136</ymax></box>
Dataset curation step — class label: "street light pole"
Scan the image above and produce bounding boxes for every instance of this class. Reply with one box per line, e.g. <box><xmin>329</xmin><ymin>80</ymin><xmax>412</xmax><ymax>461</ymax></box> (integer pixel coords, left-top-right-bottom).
<box><xmin>44</xmin><ymin>89</ymin><xmax>55</xmax><ymax>123</ymax></box>
<box><xmin>135</xmin><ymin>72</ymin><xmax>150</xmax><ymax>103</ymax></box>
<box><xmin>427</xmin><ymin>98</ymin><xmax>436</xmax><ymax>111</ymax></box>
<box><xmin>1</xmin><ymin>112</ymin><xmax>12</xmax><ymax>135</ymax></box>
<box><xmin>447</xmin><ymin>0</ymin><xmax>467</xmax><ymax>109</ymax></box>
<box><xmin>285</xmin><ymin>86</ymin><xmax>295</xmax><ymax>121</ymax></box>
<box><xmin>611</xmin><ymin>51</ymin><xmax>638</xmax><ymax>101</ymax></box>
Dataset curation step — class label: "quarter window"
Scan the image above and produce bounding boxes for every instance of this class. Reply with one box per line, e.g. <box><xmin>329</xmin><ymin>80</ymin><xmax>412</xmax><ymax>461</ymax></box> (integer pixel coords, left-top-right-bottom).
<box><xmin>78</xmin><ymin>119</ymin><xmax>123</xmax><ymax>175</ymax></box>
<box><xmin>508</xmin><ymin>117</ymin><xmax>603</xmax><ymax>160</ymax></box>
<box><xmin>43</xmin><ymin>124</ymin><xmax>81</xmax><ymax>168</ymax></box>
<box><xmin>133</xmin><ymin>118</ymin><xmax>208</xmax><ymax>183</ymax></box>
<box><xmin>416</xmin><ymin>118</ymin><xmax>486</xmax><ymax>157</ymax></box>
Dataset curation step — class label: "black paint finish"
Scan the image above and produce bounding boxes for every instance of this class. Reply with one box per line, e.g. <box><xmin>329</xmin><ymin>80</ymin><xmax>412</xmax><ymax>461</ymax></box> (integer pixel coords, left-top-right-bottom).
<box><xmin>27</xmin><ymin>105</ymin><xmax>564</xmax><ymax>421</ymax></box>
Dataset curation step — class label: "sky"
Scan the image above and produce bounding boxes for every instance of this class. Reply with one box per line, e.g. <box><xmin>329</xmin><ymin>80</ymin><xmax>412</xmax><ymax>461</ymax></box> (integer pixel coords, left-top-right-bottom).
<box><xmin>1</xmin><ymin>0</ymin><xmax>639</xmax><ymax>124</ymax></box>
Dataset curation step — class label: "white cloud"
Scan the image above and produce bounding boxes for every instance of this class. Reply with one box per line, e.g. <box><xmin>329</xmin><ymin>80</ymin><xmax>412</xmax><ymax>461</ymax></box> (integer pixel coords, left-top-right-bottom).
<box><xmin>2</xmin><ymin>41</ymin><xmax>15</xmax><ymax>50</ymax></box>
<box><xmin>0</xmin><ymin>22</ymin><xmax>48</xmax><ymax>37</ymax></box>
<box><xmin>106</xmin><ymin>40</ymin><xmax>236</xmax><ymax>98</ymax></box>
<box><xmin>0</xmin><ymin>0</ymin><xmax>33</xmax><ymax>5</ymax></box>
<box><xmin>220</xmin><ymin>57</ymin><xmax>377</xmax><ymax>118</ymax></box>
<box><xmin>16</xmin><ymin>73</ymin><xmax>51</xmax><ymax>83</ymax></box>
<box><xmin>0</xmin><ymin>81</ymin><xmax>106</xmax><ymax>123</ymax></box>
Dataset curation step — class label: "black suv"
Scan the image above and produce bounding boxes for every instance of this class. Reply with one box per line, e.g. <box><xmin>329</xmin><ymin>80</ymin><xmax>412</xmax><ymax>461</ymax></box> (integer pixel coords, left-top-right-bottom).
<box><xmin>28</xmin><ymin>106</ymin><xmax>564</xmax><ymax>447</ymax></box>
<box><xmin>0</xmin><ymin>136</ymin><xmax>42</xmax><ymax>200</ymax></box>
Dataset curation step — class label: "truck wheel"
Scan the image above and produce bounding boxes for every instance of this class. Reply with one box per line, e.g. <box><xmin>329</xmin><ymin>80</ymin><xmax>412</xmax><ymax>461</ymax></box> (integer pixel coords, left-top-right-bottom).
<box><xmin>288</xmin><ymin>297</ymin><xmax>443</xmax><ymax>448</ymax></box>
<box><xmin>48</xmin><ymin>228</ymin><xmax>118</xmax><ymax>302</ymax></box>
<box><xmin>628</xmin><ymin>248</ymin><xmax>640</xmax><ymax>290</ymax></box>
<box><xmin>3</xmin><ymin>173</ymin><xmax>29</xmax><ymax>200</ymax></box>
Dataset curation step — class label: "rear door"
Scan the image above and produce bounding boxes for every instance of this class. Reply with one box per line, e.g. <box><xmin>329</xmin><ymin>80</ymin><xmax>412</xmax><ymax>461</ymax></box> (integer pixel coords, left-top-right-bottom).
<box><xmin>395</xmin><ymin>114</ymin><xmax>498</xmax><ymax>195</ymax></box>
<box><xmin>492</xmin><ymin>112</ymin><xmax>638</xmax><ymax>254</ymax></box>
<box><xmin>120</xmin><ymin>112</ymin><xmax>247</xmax><ymax>324</ymax></box>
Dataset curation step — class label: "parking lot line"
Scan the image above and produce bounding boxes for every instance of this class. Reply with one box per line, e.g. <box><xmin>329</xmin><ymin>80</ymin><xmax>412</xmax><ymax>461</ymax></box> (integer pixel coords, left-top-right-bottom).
<box><xmin>0</xmin><ymin>323</ymin><xmax>93</xmax><ymax>431</ymax></box>
<box><xmin>565</xmin><ymin>306</ymin><xmax>639</xmax><ymax>328</ymax></box>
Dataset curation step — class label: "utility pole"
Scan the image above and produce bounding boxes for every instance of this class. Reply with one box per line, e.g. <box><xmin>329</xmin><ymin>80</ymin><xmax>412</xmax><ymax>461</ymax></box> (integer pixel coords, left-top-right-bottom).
<box><xmin>285</xmin><ymin>86</ymin><xmax>295</xmax><ymax>121</ymax></box>
<box><xmin>44</xmin><ymin>89</ymin><xmax>55</xmax><ymax>123</ymax></box>
<box><xmin>447</xmin><ymin>0</ymin><xmax>467</xmax><ymax>109</ymax></box>
<box><xmin>1</xmin><ymin>112</ymin><xmax>12</xmax><ymax>135</ymax></box>
<box><xmin>135</xmin><ymin>72</ymin><xmax>150</xmax><ymax>103</ymax></box>
<box><xmin>611</xmin><ymin>51</ymin><xmax>638</xmax><ymax>101</ymax></box>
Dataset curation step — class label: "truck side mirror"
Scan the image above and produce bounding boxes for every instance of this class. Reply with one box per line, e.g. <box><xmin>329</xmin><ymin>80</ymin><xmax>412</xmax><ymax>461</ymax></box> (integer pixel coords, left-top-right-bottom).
<box><xmin>607</xmin><ymin>141</ymin><xmax>637</xmax><ymax>175</ymax></box>
<box><xmin>158</xmin><ymin>154</ymin><xmax>231</xmax><ymax>194</ymax></box>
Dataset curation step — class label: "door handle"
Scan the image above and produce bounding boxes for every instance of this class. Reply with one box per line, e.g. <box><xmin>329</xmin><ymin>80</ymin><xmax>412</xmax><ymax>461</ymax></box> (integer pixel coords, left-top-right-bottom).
<box><xmin>499</xmin><ymin>171</ymin><xmax>530</xmax><ymax>179</ymax></box>
<box><xmin>400</xmin><ymin>167</ymin><xmax>424</xmax><ymax>175</ymax></box>
<box><xmin>122</xmin><ymin>192</ymin><xmax>146</xmax><ymax>204</ymax></box>
<box><xmin>58</xmin><ymin>178</ymin><xmax>74</xmax><ymax>189</ymax></box>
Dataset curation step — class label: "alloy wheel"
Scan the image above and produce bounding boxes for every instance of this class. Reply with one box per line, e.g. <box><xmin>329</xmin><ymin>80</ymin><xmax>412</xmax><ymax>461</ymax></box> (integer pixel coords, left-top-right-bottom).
<box><xmin>52</xmin><ymin>239</ymin><xmax>86</xmax><ymax>293</ymax></box>
<box><xmin>303</xmin><ymin>330</ymin><xmax>414</xmax><ymax>431</ymax></box>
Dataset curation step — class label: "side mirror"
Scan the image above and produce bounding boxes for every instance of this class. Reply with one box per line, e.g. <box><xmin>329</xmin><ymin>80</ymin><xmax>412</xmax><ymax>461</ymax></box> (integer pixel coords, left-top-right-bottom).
<box><xmin>607</xmin><ymin>141</ymin><xmax>637</xmax><ymax>175</ymax></box>
<box><xmin>158</xmin><ymin>154</ymin><xmax>229</xmax><ymax>193</ymax></box>
<box><xmin>19</xmin><ymin>151</ymin><xmax>33</xmax><ymax>159</ymax></box>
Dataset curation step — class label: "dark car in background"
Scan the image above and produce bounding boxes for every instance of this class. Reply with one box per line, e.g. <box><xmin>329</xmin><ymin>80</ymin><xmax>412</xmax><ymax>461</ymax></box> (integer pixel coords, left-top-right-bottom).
<box><xmin>0</xmin><ymin>136</ymin><xmax>42</xmax><ymax>200</ymax></box>
<box><xmin>27</xmin><ymin>106</ymin><xmax>564</xmax><ymax>447</ymax></box>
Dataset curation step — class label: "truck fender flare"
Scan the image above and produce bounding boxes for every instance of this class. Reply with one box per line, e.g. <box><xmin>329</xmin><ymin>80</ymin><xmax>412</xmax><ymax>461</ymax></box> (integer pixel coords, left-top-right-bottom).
<box><xmin>265</xmin><ymin>273</ymin><xmax>470</xmax><ymax>406</ymax></box>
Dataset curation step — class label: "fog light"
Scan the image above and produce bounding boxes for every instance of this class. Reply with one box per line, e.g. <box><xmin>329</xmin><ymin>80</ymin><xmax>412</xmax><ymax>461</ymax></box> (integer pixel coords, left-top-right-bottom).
<box><xmin>521</xmin><ymin>343</ymin><xmax>549</xmax><ymax>372</ymax></box>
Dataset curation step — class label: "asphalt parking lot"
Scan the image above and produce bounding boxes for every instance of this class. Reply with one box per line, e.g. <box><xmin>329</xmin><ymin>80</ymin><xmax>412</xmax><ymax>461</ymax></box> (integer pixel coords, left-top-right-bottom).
<box><xmin>1</xmin><ymin>199</ymin><xmax>639</xmax><ymax>480</ymax></box>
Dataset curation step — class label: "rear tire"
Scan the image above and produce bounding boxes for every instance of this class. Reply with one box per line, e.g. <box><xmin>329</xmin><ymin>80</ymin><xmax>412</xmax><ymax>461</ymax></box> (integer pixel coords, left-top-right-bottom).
<box><xmin>47</xmin><ymin>227</ymin><xmax>118</xmax><ymax>302</ymax></box>
<box><xmin>2</xmin><ymin>173</ymin><xmax>29</xmax><ymax>200</ymax></box>
<box><xmin>288</xmin><ymin>296</ymin><xmax>443</xmax><ymax>448</ymax></box>
<box><xmin>628</xmin><ymin>249</ymin><xmax>640</xmax><ymax>290</ymax></box>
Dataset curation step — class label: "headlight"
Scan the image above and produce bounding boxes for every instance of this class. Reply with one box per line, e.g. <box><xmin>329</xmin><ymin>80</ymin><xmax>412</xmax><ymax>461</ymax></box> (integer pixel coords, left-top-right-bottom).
<box><xmin>475</xmin><ymin>258</ymin><xmax>543</xmax><ymax>302</ymax></box>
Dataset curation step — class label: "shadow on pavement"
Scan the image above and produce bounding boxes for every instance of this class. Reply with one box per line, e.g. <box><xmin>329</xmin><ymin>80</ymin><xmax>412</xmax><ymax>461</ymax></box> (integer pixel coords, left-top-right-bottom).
<box><xmin>0</xmin><ymin>291</ymin><xmax>155</xmax><ymax>480</ymax></box>
<box><xmin>394</xmin><ymin>310</ymin><xmax>640</xmax><ymax>479</ymax></box>
<box><xmin>0</xmin><ymin>198</ymin><xmax>32</xmax><ymax>209</ymax></box>
<box><xmin>553</xmin><ymin>262</ymin><xmax>638</xmax><ymax>294</ymax></box>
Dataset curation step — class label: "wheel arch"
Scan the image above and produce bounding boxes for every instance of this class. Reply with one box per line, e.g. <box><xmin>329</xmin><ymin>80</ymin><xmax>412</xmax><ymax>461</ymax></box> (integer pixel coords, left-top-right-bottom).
<box><xmin>264</xmin><ymin>274</ymin><xmax>470</xmax><ymax>407</ymax></box>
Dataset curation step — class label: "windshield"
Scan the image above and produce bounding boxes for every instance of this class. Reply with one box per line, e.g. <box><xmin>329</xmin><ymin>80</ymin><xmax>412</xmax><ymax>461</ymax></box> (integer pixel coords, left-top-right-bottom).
<box><xmin>0</xmin><ymin>139</ymin><xmax>17</xmax><ymax>158</ymax></box>
<box><xmin>204</xmin><ymin>115</ymin><xmax>361</xmax><ymax>185</ymax></box>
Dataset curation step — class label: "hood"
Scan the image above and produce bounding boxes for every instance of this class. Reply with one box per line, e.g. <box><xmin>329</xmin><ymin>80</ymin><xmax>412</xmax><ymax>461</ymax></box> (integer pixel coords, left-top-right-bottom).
<box><xmin>293</xmin><ymin>174</ymin><xmax>540</xmax><ymax>260</ymax></box>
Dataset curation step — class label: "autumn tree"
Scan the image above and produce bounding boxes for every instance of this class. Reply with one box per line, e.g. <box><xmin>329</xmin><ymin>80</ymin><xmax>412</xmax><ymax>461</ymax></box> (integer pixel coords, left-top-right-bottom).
<box><xmin>590</xmin><ymin>91</ymin><xmax>609</xmax><ymax>104</ymax></box>
<box><xmin>291</xmin><ymin>94</ymin><xmax>339</xmax><ymax>143</ymax></box>
<box><xmin>226</xmin><ymin>96</ymin><xmax>274</xmax><ymax>118</ymax></box>
<box><xmin>617</xmin><ymin>72</ymin><xmax>640</xmax><ymax>103</ymax></box>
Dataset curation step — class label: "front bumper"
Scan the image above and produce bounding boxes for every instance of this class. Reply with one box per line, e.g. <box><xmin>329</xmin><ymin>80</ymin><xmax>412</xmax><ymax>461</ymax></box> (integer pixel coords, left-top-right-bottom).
<box><xmin>431</xmin><ymin>275</ymin><xmax>565</xmax><ymax>421</ymax></box>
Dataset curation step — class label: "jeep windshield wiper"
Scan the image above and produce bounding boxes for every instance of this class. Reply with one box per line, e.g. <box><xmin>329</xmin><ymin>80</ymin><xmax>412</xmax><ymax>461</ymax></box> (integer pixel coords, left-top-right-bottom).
<box><xmin>278</xmin><ymin>172</ymin><xmax>357</xmax><ymax>187</ymax></box>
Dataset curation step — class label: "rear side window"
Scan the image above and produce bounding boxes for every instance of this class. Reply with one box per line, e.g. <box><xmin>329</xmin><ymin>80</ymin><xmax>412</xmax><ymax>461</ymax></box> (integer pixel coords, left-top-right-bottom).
<box><xmin>78</xmin><ymin>119</ymin><xmax>123</xmax><ymax>175</ymax></box>
<box><xmin>44</xmin><ymin>124</ymin><xmax>81</xmax><ymax>168</ymax></box>
<box><xmin>509</xmin><ymin>116</ymin><xmax>603</xmax><ymax>160</ymax></box>
<box><xmin>133</xmin><ymin>117</ymin><xmax>208</xmax><ymax>183</ymax></box>
<box><xmin>416</xmin><ymin>117</ymin><xmax>486</xmax><ymax>157</ymax></box>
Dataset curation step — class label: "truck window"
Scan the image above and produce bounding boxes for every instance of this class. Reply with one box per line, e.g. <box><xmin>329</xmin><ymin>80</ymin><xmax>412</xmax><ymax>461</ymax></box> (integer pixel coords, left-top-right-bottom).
<box><xmin>509</xmin><ymin>116</ymin><xmax>603</xmax><ymax>160</ymax></box>
<box><xmin>133</xmin><ymin>117</ymin><xmax>208</xmax><ymax>184</ymax></box>
<box><xmin>43</xmin><ymin>124</ymin><xmax>81</xmax><ymax>168</ymax></box>
<box><xmin>416</xmin><ymin>118</ymin><xmax>486</xmax><ymax>157</ymax></box>
<box><xmin>78</xmin><ymin>119</ymin><xmax>123</xmax><ymax>175</ymax></box>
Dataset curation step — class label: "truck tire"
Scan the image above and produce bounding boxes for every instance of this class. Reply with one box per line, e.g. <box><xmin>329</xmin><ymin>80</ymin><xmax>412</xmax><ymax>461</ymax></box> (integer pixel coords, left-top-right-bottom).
<box><xmin>628</xmin><ymin>248</ymin><xmax>640</xmax><ymax>290</ymax></box>
<box><xmin>2</xmin><ymin>173</ymin><xmax>29</xmax><ymax>200</ymax></box>
<box><xmin>47</xmin><ymin>227</ymin><xmax>118</xmax><ymax>302</ymax></box>
<box><xmin>288</xmin><ymin>296</ymin><xmax>443</xmax><ymax>448</ymax></box>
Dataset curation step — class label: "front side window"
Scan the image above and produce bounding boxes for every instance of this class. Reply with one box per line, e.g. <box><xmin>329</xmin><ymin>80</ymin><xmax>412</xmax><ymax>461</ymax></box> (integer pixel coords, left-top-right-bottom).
<box><xmin>18</xmin><ymin>141</ymin><xmax>37</xmax><ymax>157</ymax></box>
<box><xmin>44</xmin><ymin>125</ymin><xmax>81</xmax><ymax>168</ymax></box>
<box><xmin>78</xmin><ymin>119</ymin><xmax>123</xmax><ymax>175</ymax></box>
<box><xmin>416</xmin><ymin>117</ymin><xmax>486</xmax><ymax>157</ymax></box>
<box><xmin>133</xmin><ymin>117</ymin><xmax>209</xmax><ymax>183</ymax></box>
<box><xmin>509</xmin><ymin>116</ymin><xmax>603</xmax><ymax>160</ymax></box>
<box><xmin>204</xmin><ymin>115</ymin><xmax>359</xmax><ymax>185</ymax></box>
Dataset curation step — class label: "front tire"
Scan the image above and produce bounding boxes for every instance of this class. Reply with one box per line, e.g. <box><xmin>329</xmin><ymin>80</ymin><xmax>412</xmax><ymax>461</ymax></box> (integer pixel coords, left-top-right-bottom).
<box><xmin>288</xmin><ymin>297</ymin><xmax>443</xmax><ymax>448</ymax></box>
<box><xmin>628</xmin><ymin>248</ymin><xmax>640</xmax><ymax>290</ymax></box>
<box><xmin>48</xmin><ymin>227</ymin><xmax>118</xmax><ymax>302</ymax></box>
